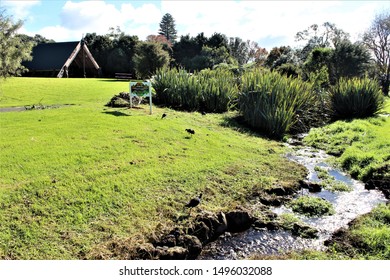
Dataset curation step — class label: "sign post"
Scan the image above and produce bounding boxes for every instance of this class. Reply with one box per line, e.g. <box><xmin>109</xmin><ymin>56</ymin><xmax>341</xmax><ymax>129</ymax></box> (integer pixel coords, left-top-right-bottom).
<box><xmin>129</xmin><ymin>80</ymin><xmax>153</xmax><ymax>114</ymax></box>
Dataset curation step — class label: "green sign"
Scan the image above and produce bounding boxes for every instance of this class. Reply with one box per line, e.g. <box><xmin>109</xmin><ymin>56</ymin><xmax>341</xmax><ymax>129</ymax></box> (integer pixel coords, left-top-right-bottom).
<box><xmin>129</xmin><ymin>80</ymin><xmax>153</xmax><ymax>114</ymax></box>
<box><xmin>130</xmin><ymin>81</ymin><xmax>150</xmax><ymax>97</ymax></box>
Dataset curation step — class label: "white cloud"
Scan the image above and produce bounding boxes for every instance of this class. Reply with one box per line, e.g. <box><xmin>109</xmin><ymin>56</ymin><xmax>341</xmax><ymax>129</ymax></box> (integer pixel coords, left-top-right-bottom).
<box><xmin>9</xmin><ymin>0</ymin><xmax>390</xmax><ymax>49</ymax></box>
<box><xmin>60</xmin><ymin>1</ymin><xmax>125</xmax><ymax>32</ymax></box>
<box><xmin>31</xmin><ymin>1</ymin><xmax>163</xmax><ymax>41</ymax></box>
<box><xmin>2</xmin><ymin>0</ymin><xmax>40</xmax><ymax>20</ymax></box>
<box><xmin>121</xmin><ymin>3</ymin><xmax>162</xmax><ymax>25</ymax></box>
<box><xmin>37</xmin><ymin>25</ymin><xmax>74</xmax><ymax>42</ymax></box>
<box><xmin>161</xmin><ymin>1</ymin><xmax>337</xmax><ymax>45</ymax></box>
<box><xmin>161</xmin><ymin>0</ymin><xmax>388</xmax><ymax>48</ymax></box>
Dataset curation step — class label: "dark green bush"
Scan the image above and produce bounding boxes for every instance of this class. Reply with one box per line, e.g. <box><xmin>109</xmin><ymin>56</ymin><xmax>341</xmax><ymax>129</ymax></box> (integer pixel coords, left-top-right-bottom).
<box><xmin>152</xmin><ymin>67</ymin><xmax>238</xmax><ymax>112</ymax></box>
<box><xmin>239</xmin><ymin>69</ymin><xmax>317</xmax><ymax>139</ymax></box>
<box><xmin>330</xmin><ymin>77</ymin><xmax>384</xmax><ymax>119</ymax></box>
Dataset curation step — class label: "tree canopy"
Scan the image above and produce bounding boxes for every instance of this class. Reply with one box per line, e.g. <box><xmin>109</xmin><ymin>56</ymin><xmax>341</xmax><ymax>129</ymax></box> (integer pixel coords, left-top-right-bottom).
<box><xmin>0</xmin><ymin>9</ymin><xmax>34</xmax><ymax>78</ymax></box>
<box><xmin>363</xmin><ymin>11</ymin><xmax>390</xmax><ymax>95</ymax></box>
<box><xmin>133</xmin><ymin>41</ymin><xmax>170</xmax><ymax>79</ymax></box>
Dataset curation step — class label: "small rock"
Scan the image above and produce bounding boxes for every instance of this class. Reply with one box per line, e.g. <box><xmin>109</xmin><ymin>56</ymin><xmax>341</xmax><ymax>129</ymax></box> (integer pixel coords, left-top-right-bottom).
<box><xmin>177</xmin><ymin>235</ymin><xmax>202</xmax><ymax>259</ymax></box>
<box><xmin>155</xmin><ymin>246</ymin><xmax>188</xmax><ymax>260</ymax></box>
<box><xmin>300</xmin><ymin>180</ymin><xmax>322</xmax><ymax>193</ymax></box>
<box><xmin>225</xmin><ymin>210</ymin><xmax>254</xmax><ymax>233</ymax></box>
<box><xmin>291</xmin><ymin>223</ymin><xmax>318</xmax><ymax>239</ymax></box>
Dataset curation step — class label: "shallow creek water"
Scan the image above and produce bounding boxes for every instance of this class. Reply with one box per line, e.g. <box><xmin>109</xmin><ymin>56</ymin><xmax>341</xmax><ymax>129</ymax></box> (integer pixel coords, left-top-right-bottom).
<box><xmin>198</xmin><ymin>144</ymin><xmax>387</xmax><ymax>260</ymax></box>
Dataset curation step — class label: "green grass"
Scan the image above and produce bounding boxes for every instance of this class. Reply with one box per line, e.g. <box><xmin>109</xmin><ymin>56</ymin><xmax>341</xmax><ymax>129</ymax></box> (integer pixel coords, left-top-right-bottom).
<box><xmin>288</xmin><ymin>196</ymin><xmax>335</xmax><ymax>217</ymax></box>
<box><xmin>0</xmin><ymin>78</ymin><xmax>130</xmax><ymax>107</ymax></box>
<box><xmin>304</xmin><ymin>116</ymin><xmax>390</xmax><ymax>182</ymax></box>
<box><xmin>0</xmin><ymin>77</ymin><xmax>306</xmax><ymax>259</ymax></box>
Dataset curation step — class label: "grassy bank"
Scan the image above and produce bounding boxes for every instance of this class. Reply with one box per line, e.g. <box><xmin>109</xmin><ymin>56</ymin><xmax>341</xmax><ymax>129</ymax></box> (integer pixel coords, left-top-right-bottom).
<box><xmin>0</xmin><ymin>78</ymin><xmax>306</xmax><ymax>259</ymax></box>
<box><xmin>303</xmin><ymin>115</ymin><xmax>390</xmax><ymax>183</ymax></box>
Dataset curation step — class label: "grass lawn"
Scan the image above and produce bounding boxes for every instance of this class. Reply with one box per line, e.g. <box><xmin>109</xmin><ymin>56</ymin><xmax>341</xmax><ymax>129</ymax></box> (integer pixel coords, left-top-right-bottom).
<box><xmin>0</xmin><ymin>78</ymin><xmax>306</xmax><ymax>259</ymax></box>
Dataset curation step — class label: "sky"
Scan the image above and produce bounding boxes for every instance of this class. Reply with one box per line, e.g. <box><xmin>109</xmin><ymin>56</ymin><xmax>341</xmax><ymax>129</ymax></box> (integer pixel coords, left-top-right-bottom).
<box><xmin>2</xmin><ymin>0</ymin><xmax>390</xmax><ymax>50</ymax></box>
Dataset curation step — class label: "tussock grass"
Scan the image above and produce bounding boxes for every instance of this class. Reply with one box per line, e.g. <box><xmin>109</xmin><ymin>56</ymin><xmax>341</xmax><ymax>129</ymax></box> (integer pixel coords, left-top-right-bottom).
<box><xmin>0</xmin><ymin>78</ymin><xmax>306</xmax><ymax>259</ymax></box>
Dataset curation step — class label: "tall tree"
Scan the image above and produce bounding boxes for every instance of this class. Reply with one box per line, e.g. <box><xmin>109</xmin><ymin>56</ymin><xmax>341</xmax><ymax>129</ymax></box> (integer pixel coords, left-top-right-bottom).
<box><xmin>133</xmin><ymin>42</ymin><xmax>170</xmax><ymax>79</ymax></box>
<box><xmin>295</xmin><ymin>22</ymin><xmax>349</xmax><ymax>61</ymax></box>
<box><xmin>172</xmin><ymin>33</ymin><xmax>206</xmax><ymax>70</ymax></box>
<box><xmin>228</xmin><ymin>37</ymin><xmax>249</xmax><ymax>65</ymax></box>
<box><xmin>146</xmin><ymin>34</ymin><xmax>173</xmax><ymax>56</ymax></box>
<box><xmin>264</xmin><ymin>46</ymin><xmax>297</xmax><ymax>69</ymax></box>
<box><xmin>331</xmin><ymin>40</ymin><xmax>371</xmax><ymax>82</ymax></box>
<box><xmin>84</xmin><ymin>32</ymin><xmax>138</xmax><ymax>77</ymax></box>
<box><xmin>207</xmin><ymin>32</ymin><xmax>228</xmax><ymax>49</ymax></box>
<box><xmin>363</xmin><ymin>11</ymin><xmax>390</xmax><ymax>96</ymax></box>
<box><xmin>303</xmin><ymin>41</ymin><xmax>371</xmax><ymax>85</ymax></box>
<box><xmin>158</xmin><ymin>13</ymin><xmax>177</xmax><ymax>43</ymax></box>
<box><xmin>0</xmin><ymin>9</ymin><xmax>34</xmax><ymax>78</ymax></box>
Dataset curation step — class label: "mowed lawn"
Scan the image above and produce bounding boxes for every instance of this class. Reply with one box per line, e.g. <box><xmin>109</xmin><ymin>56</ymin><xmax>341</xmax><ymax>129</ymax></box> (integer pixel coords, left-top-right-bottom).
<box><xmin>0</xmin><ymin>78</ymin><xmax>305</xmax><ymax>259</ymax></box>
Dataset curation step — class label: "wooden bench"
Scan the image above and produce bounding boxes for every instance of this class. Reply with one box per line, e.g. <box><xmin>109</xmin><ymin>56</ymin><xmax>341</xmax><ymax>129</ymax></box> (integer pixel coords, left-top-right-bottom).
<box><xmin>115</xmin><ymin>73</ymin><xmax>132</xmax><ymax>80</ymax></box>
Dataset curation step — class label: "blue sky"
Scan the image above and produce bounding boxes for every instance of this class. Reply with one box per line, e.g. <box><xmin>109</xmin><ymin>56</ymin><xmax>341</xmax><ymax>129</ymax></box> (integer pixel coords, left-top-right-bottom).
<box><xmin>2</xmin><ymin>0</ymin><xmax>390</xmax><ymax>49</ymax></box>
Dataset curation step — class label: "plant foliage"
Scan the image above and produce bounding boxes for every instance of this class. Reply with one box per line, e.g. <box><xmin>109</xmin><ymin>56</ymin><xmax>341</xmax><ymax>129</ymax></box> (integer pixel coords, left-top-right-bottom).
<box><xmin>0</xmin><ymin>10</ymin><xmax>34</xmax><ymax>78</ymax></box>
<box><xmin>330</xmin><ymin>77</ymin><xmax>384</xmax><ymax>119</ymax></box>
<box><xmin>239</xmin><ymin>69</ymin><xmax>317</xmax><ymax>139</ymax></box>
<box><xmin>152</xmin><ymin>67</ymin><xmax>238</xmax><ymax>112</ymax></box>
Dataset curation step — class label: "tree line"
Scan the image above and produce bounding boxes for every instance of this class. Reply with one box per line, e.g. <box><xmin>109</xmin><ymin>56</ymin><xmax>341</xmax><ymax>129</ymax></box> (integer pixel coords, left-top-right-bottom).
<box><xmin>1</xmin><ymin>10</ymin><xmax>389</xmax><ymax>95</ymax></box>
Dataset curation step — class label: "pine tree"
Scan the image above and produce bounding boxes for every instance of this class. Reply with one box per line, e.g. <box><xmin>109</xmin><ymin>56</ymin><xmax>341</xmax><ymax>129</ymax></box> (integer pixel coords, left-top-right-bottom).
<box><xmin>158</xmin><ymin>13</ymin><xmax>177</xmax><ymax>43</ymax></box>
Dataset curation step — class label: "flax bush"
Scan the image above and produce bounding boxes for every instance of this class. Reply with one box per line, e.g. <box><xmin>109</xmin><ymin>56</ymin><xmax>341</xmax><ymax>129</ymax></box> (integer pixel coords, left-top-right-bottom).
<box><xmin>198</xmin><ymin>68</ymin><xmax>239</xmax><ymax>112</ymax></box>
<box><xmin>152</xmin><ymin>68</ymin><xmax>238</xmax><ymax>112</ymax></box>
<box><xmin>239</xmin><ymin>69</ymin><xmax>316</xmax><ymax>139</ymax></box>
<box><xmin>330</xmin><ymin>77</ymin><xmax>384</xmax><ymax>119</ymax></box>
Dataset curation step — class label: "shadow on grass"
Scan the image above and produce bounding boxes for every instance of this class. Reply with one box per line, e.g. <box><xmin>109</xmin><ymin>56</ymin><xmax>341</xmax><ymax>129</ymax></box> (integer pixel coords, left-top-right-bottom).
<box><xmin>97</xmin><ymin>79</ymin><xmax>130</xmax><ymax>83</ymax></box>
<box><xmin>97</xmin><ymin>79</ymin><xmax>143</xmax><ymax>83</ymax></box>
<box><xmin>102</xmin><ymin>110</ymin><xmax>131</xmax><ymax>117</ymax></box>
<box><xmin>220</xmin><ymin>114</ymin><xmax>272</xmax><ymax>140</ymax></box>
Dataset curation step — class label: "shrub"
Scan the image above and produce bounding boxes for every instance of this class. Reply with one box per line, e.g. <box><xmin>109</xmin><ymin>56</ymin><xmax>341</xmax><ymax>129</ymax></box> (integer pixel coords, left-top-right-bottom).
<box><xmin>152</xmin><ymin>67</ymin><xmax>238</xmax><ymax>112</ymax></box>
<box><xmin>239</xmin><ymin>69</ymin><xmax>317</xmax><ymax>139</ymax></box>
<box><xmin>153</xmin><ymin>67</ymin><xmax>198</xmax><ymax>109</ymax></box>
<box><xmin>198</xmin><ymin>68</ymin><xmax>239</xmax><ymax>112</ymax></box>
<box><xmin>330</xmin><ymin>77</ymin><xmax>384</xmax><ymax>119</ymax></box>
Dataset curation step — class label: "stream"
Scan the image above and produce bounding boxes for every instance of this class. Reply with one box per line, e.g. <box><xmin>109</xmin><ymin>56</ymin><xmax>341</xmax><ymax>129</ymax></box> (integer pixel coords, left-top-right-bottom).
<box><xmin>198</xmin><ymin>142</ymin><xmax>387</xmax><ymax>260</ymax></box>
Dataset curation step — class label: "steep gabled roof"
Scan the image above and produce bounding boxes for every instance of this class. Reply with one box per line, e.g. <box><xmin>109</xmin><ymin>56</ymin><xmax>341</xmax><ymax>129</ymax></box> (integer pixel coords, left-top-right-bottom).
<box><xmin>23</xmin><ymin>41</ymin><xmax>100</xmax><ymax>77</ymax></box>
<box><xmin>24</xmin><ymin>41</ymin><xmax>79</xmax><ymax>70</ymax></box>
